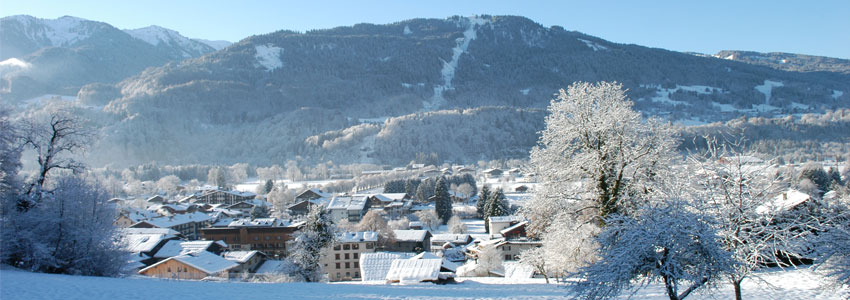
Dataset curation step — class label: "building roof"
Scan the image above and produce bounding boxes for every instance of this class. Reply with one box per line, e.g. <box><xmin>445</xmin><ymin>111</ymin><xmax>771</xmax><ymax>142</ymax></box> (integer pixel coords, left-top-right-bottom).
<box><xmin>431</xmin><ymin>234</ymin><xmax>472</xmax><ymax>245</ymax></box>
<box><xmin>222</xmin><ymin>251</ymin><xmax>261</xmax><ymax>264</ymax></box>
<box><xmin>410</xmin><ymin>252</ymin><xmax>458</xmax><ymax>273</ymax></box>
<box><xmin>143</xmin><ymin>212</ymin><xmax>213</xmax><ymax>228</ymax></box>
<box><xmin>140</xmin><ymin>251</ymin><xmax>237</xmax><ymax>275</ymax></box>
<box><xmin>359</xmin><ymin>252</ymin><xmax>415</xmax><ymax>281</ymax></box>
<box><xmin>488</xmin><ymin>215</ymin><xmax>524</xmax><ymax>224</ymax></box>
<box><xmin>153</xmin><ymin>240</ymin><xmax>220</xmax><ymax>258</ymax></box>
<box><xmin>227</xmin><ymin>218</ymin><xmax>290</xmax><ymax>227</ymax></box>
<box><xmin>393</xmin><ymin>230</ymin><xmax>430</xmax><ymax>242</ymax></box>
<box><xmin>757</xmin><ymin>189</ymin><xmax>812</xmax><ymax>214</ymax></box>
<box><xmin>500</xmin><ymin>221</ymin><xmax>528</xmax><ymax>236</ymax></box>
<box><xmin>337</xmin><ymin>231</ymin><xmax>378</xmax><ymax>243</ymax></box>
<box><xmin>255</xmin><ymin>260</ymin><xmax>286</xmax><ymax>274</ymax></box>
<box><xmin>385</xmin><ymin>258</ymin><xmax>442</xmax><ymax>283</ymax></box>
<box><xmin>121</xmin><ymin>228</ymin><xmax>179</xmax><ymax>253</ymax></box>
<box><xmin>327</xmin><ymin>196</ymin><xmax>368</xmax><ymax>211</ymax></box>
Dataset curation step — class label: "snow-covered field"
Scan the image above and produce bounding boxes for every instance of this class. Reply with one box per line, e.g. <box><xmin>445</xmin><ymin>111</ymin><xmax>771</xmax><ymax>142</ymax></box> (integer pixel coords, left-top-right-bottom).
<box><xmin>2</xmin><ymin>266</ymin><xmax>845</xmax><ymax>300</ymax></box>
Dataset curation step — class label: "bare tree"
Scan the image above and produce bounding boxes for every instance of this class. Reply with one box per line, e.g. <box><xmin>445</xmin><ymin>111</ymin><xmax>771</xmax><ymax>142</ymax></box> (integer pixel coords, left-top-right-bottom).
<box><xmin>518</xmin><ymin>247</ymin><xmax>550</xmax><ymax>283</ymax></box>
<box><xmin>355</xmin><ymin>210</ymin><xmax>396</xmax><ymax>248</ymax></box>
<box><xmin>414</xmin><ymin>210</ymin><xmax>440</xmax><ymax>231</ymax></box>
<box><xmin>19</xmin><ymin>112</ymin><xmax>92</xmax><ymax>208</ymax></box>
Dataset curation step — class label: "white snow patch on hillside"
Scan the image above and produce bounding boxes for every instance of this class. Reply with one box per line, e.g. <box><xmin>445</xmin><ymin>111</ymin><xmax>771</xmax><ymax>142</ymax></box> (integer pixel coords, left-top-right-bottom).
<box><xmin>423</xmin><ymin>17</ymin><xmax>488</xmax><ymax>111</ymax></box>
<box><xmin>125</xmin><ymin>25</ymin><xmax>210</xmax><ymax>58</ymax></box>
<box><xmin>833</xmin><ymin>90</ymin><xmax>844</xmax><ymax>100</ymax></box>
<box><xmin>0</xmin><ymin>58</ymin><xmax>31</xmax><ymax>69</ymax></box>
<box><xmin>725</xmin><ymin>54</ymin><xmax>735</xmax><ymax>60</ymax></box>
<box><xmin>577</xmin><ymin>38</ymin><xmax>608</xmax><ymax>51</ymax></box>
<box><xmin>520</xmin><ymin>88</ymin><xmax>531</xmax><ymax>95</ymax></box>
<box><xmin>254</xmin><ymin>44</ymin><xmax>283</xmax><ymax>72</ymax></box>
<box><xmin>35</xmin><ymin>16</ymin><xmax>92</xmax><ymax>46</ymax></box>
<box><xmin>640</xmin><ymin>84</ymin><xmax>725</xmax><ymax>106</ymax></box>
<box><xmin>755</xmin><ymin>80</ymin><xmax>783</xmax><ymax>105</ymax></box>
<box><xmin>403</xmin><ymin>25</ymin><xmax>412</xmax><ymax>35</ymax></box>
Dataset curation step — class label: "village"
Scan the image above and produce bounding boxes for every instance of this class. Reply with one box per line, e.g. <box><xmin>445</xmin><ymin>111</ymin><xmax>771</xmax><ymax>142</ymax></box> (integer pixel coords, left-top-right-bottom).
<box><xmin>117</xmin><ymin>164</ymin><xmax>544</xmax><ymax>283</ymax></box>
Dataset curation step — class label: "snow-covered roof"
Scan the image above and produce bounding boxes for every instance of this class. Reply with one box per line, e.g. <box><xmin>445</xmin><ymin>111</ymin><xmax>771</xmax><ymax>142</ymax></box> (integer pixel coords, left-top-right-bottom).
<box><xmin>327</xmin><ymin>196</ymin><xmax>367</xmax><ymax>211</ymax></box>
<box><xmin>222</xmin><ymin>251</ymin><xmax>260</xmax><ymax>264</ymax></box>
<box><xmin>500</xmin><ymin>221</ymin><xmax>528</xmax><ymax>236</ymax></box>
<box><xmin>337</xmin><ymin>231</ymin><xmax>378</xmax><ymax>243</ymax></box>
<box><xmin>254</xmin><ymin>260</ymin><xmax>285</xmax><ymax>274</ymax></box>
<box><xmin>431</xmin><ymin>234</ymin><xmax>472</xmax><ymax>245</ymax></box>
<box><xmin>227</xmin><ymin>218</ymin><xmax>290</xmax><ymax>227</ymax></box>
<box><xmin>360</xmin><ymin>252</ymin><xmax>415</xmax><ymax>281</ymax></box>
<box><xmin>410</xmin><ymin>252</ymin><xmax>458</xmax><ymax>273</ymax></box>
<box><xmin>757</xmin><ymin>189</ymin><xmax>812</xmax><ymax>214</ymax></box>
<box><xmin>386</xmin><ymin>258</ymin><xmax>442</xmax><ymax>283</ymax></box>
<box><xmin>153</xmin><ymin>240</ymin><xmax>220</xmax><ymax>258</ymax></box>
<box><xmin>144</xmin><ymin>212</ymin><xmax>213</xmax><ymax>228</ymax></box>
<box><xmin>393</xmin><ymin>230</ymin><xmax>429</xmax><ymax>242</ymax></box>
<box><xmin>121</xmin><ymin>228</ymin><xmax>179</xmax><ymax>253</ymax></box>
<box><xmin>488</xmin><ymin>215</ymin><xmax>524</xmax><ymax>224</ymax></box>
<box><xmin>140</xmin><ymin>251</ymin><xmax>237</xmax><ymax>275</ymax></box>
<box><xmin>374</xmin><ymin>193</ymin><xmax>407</xmax><ymax>202</ymax></box>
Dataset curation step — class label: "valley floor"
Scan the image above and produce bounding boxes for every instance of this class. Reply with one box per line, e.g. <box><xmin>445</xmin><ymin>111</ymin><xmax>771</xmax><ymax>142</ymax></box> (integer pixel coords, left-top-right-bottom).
<box><xmin>1</xmin><ymin>266</ymin><xmax>846</xmax><ymax>300</ymax></box>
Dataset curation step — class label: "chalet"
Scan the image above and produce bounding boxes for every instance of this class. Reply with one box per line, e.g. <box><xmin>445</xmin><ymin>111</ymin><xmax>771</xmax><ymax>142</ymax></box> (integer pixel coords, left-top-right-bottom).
<box><xmin>295</xmin><ymin>188</ymin><xmax>330</xmax><ymax>203</ymax></box>
<box><xmin>366</xmin><ymin>193</ymin><xmax>408</xmax><ymax>209</ymax></box>
<box><xmin>483</xmin><ymin>168</ymin><xmax>503</xmax><ymax>178</ymax></box>
<box><xmin>287</xmin><ymin>199</ymin><xmax>325</xmax><ymax>216</ymax></box>
<box><xmin>488</xmin><ymin>215</ymin><xmax>524</xmax><ymax>235</ymax></box>
<box><xmin>130</xmin><ymin>211</ymin><xmax>214</xmax><ymax>240</ymax></box>
<box><xmin>200</xmin><ymin>219</ymin><xmax>301</xmax><ymax>258</ymax></box>
<box><xmin>223</xmin><ymin>250</ymin><xmax>266</xmax><ymax>274</ymax></box>
<box><xmin>327</xmin><ymin>195</ymin><xmax>370</xmax><ymax>223</ymax></box>
<box><xmin>430</xmin><ymin>234</ymin><xmax>474</xmax><ymax>252</ymax></box>
<box><xmin>324</xmin><ymin>231</ymin><xmax>378</xmax><ymax>281</ymax></box>
<box><xmin>455</xmin><ymin>166</ymin><xmax>475</xmax><ymax>175</ymax></box>
<box><xmin>359</xmin><ymin>252</ymin><xmax>415</xmax><ymax>282</ymax></box>
<box><xmin>114</xmin><ymin>215</ymin><xmax>135</xmax><ymax>227</ymax></box>
<box><xmin>152</xmin><ymin>240</ymin><xmax>227</xmax><ymax>261</ymax></box>
<box><xmin>388</xmin><ymin>230</ymin><xmax>432</xmax><ymax>253</ymax></box>
<box><xmin>121</xmin><ymin>228</ymin><xmax>182</xmax><ymax>267</ymax></box>
<box><xmin>470</xmin><ymin>237</ymin><xmax>542</xmax><ymax>262</ymax></box>
<box><xmin>225</xmin><ymin>199</ymin><xmax>271</xmax><ymax>215</ymax></box>
<box><xmin>138</xmin><ymin>251</ymin><xmax>238</xmax><ymax>280</ymax></box>
<box><xmin>421</xmin><ymin>166</ymin><xmax>441</xmax><ymax>177</ymax></box>
<box><xmin>508</xmin><ymin>168</ymin><xmax>522</xmax><ymax>177</ymax></box>
<box><xmin>191</xmin><ymin>189</ymin><xmax>256</xmax><ymax>206</ymax></box>
<box><xmin>499</xmin><ymin>221</ymin><xmax>529</xmax><ymax>240</ymax></box>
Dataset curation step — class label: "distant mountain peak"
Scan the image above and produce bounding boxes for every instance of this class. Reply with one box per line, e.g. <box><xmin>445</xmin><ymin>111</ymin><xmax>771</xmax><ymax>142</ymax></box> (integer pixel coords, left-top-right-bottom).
<box><xmin>124</xmin><ymin>25</ymin><xmax>214</xmax><ymax>58</ymax></box>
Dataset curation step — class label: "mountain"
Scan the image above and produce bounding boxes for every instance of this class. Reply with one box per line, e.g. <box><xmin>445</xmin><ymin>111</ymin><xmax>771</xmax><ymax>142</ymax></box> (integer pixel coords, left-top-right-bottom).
<box><xmin>714</xmin><ymin>50</ymin><xmax>850</xmax><ymax>75</ymax></box>
<box><xmin>123</xmin><ymin>25</ymin><xmax>216</xmax><ymax>58</ymax></box>
<box><xmin>9</xmin><ymin>15</ymin><xmax>850</xmax><ymax>167</ymax></box>
<box><xmin>192</xmin><ymin>38</ymin><xmax>233</xmax><ymax>51</ymax></box>
<box><xmin>0</xmin><ymin>15</ymin><xmax>219</xmax><ymax>102</ymax></box>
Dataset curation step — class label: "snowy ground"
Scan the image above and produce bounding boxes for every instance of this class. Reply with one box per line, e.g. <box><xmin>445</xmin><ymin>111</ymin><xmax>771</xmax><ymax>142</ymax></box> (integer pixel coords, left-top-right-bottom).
<box><xmin>2</xmin><ymin>266</ymin><xmax>845</xmax><ymax>300</ymax></box>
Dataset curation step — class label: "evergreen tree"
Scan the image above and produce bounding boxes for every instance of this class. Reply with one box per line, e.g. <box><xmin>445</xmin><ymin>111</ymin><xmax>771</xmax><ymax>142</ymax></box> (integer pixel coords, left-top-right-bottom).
<box><xmin>434</xmin><ymin>177</ymin><xmax>453</xmax><ymax>224</ymax></box>
<box><xmin>264</xmin><ymin>179</ymin><xmax>275</xmax><ymax>194</ymax></box>
<box><xmin>288</xmin><ymin>205</ymin><xmax>335</xmax><ymax>282</ymax></box>
<box><xmin>476</xmin><ymin>185</ymin><xmax>491</xmax><ymax>218</ymax></box>
<box><xmin>484</xmin><ymin>188</ymin><xmax>509</xmax><ymax>233</ymax></box>
<box><xmin>404</xmin><ymin>178</ymin><xmax>421</xmax><ymax>196</ymax></box>
<box><xmin>383</xmin><ymin>179</ymin><xmax>406</xmax><ymax>193</ymax></box>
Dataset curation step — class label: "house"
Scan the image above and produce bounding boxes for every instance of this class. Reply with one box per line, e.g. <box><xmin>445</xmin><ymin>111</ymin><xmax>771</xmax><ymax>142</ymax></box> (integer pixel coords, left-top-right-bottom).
<box><xmin>388</xmin><ymin>230</ymin><xmax>432</xmax><ymax>253</ymax></box>
<box><xmin>470</xmin><ymin>237</ymin><xmax>542</xmax><ymax>262</ymax></box>
<box><xmin>225</xmin><ymin>199</ymin><xmax>271</xmax><ymax>215</ymax></box>
<box><xmin>200</xmin><ymin>218</ymin><xmax>301</xmax><ymax>258</ymax></box>
<box><xmin>326</xmin><ymin>195</ymin><xmax>370</xmax><ymax>223</ymax></box>
<box><xmin>295</xmin><ymin>188</ymin><xmax>330</xmax><ymax>203</ymax></box>
<box><xmin>430</xmin><ymin>234</ymin><xmax>474</xmax><ymax>252</ymax></box>
<box><xmin>114</xmin><ymin>214</ymin><xmax>136</xmax><ymax>227</ymax></box>
<box><xmin>483</xmin><ymin>168</ymin><xmax>503</xmax><ymax>178</ymax></box>
<box><xmin>757</xmin><ymin>189</ymin><xmax>813</xmax><ymax>215</ymax></box>
<box><xmin>121</xmin><ymin>228</ymin><xmax>182</xmax><ymax>265</ymax></box>
<box><xmin>358</xmin><ymin>252</ymin><xmax>415</xmax><ymax>282</ymax></box>
<box><xmin>130</xmin><ymin>211</ymin><xmax>214</xmax><ymax>240</ymax></box>
<box><xmin>191</xmin><ymin>189</ymin><xmax>257</xmax><ymax>206</ymax></box>
<box><xmin>287</xmin><ymin>199</ymin><xmax>326</xmax><ymax>216</ymax></box>
<box><xmin>499</xmin><ymin>221</ymin><xmax>529</xmax><ymax>240</ymax></box>
<box><xmin>151</xmin><ymin>240</ymin><xmax>227</xmax><ymax>261</ymax></box>
<box><xmin>138</xmin><ymin>251</ymin><xmax>238</xmax><ymax>280</ymax></box>
<box><xmin>488</xmin><ymin>215</ymin><xmax>524</xmax><ymax>235</ymax></box>
<box><xmin>223</xmin><ymin>250</ymin><xmax>266</xmax><ymax>274</ymax></box>
<box><xmin>421</xmin><ymin>166</ymin><xmax>442</xmax><ymax>177</ymax></box>
<box><xmin>366</xmin><ymin>193</ymin><xmax>409</xmax><ymax>209</ymax></box>
<box><xmin>324</xmin><ymin>231</ymin><xmax>378</xmax><ymax>281</ymax></box>
<box><xmin>146</xmin><ymin>195</ymin><xmax>167</xmax><ymax>205</ymax></box>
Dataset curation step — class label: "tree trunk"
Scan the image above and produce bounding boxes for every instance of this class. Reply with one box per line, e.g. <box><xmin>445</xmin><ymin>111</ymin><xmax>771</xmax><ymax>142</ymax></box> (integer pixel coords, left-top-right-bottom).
<box><xmin>733</xmin><ymin>279</ymin><xmax>743</xmax><ymax>300</ymax></box>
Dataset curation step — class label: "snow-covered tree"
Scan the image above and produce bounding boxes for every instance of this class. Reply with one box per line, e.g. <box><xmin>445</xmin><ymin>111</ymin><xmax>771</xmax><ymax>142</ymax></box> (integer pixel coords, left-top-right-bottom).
<box><xmin>388</xmin><ymin>216</ymin><xmax>410</xmax><ymax>230</ymax></box>
<box><xmin>524</xmin><ymin>81</ymin><xmax>677</xmax><ymax>234</ymax></box>
<box><xmin>0</xmin><ymin>108</ymin><xmax>21</xmax><ymax>204</ymax></box>
<box><xmin>356</xmin><ymin>210</ymin><xmax>395</xmax><ymax>248</ymax></box>
<box><xmin>19</xmin><ymin>112</ymin><xmax>93</xmax><ymax>209</ymax></box>
<box><xmin>207</xmin><ymin>167</ymin><xmax>227</xmax><ymax>189</ymax></box>
<box><xmin>684</xmin><ymin>139</ymin><xmax>800</xmax><ymax>300</ymax></box>
<box><xmin>518</xmin><ymin>247</ymin><xmax>550</xmax><ymax>283</ymax></box>
<box><xmin>474</xmin><ymin>244</ymin><xmax>504</xmax><ymax>276</ymax></box>
<box><xmin>435</xmin><ymin>177</ymin><xmax>453</xmax><ymax>224</ymax></box>
<box><xmin>541</xmin><ymin>216</ymin><xmax>600</xmax><ymax>280</ymax></box>
<box><xmin>287</xmin><ymin>205</ymin><xmax>335</xmax><ymax>282</ymax></box>
<box><xmin>250</xmin><ymin>205</ymin><xmax>270</xmax><ymax>218</ymax></box>
<box><xmin>476</xmin><ymin>185</ymin><xmax>491</xmax><ymax>218</ymax></box>
<box><xmin>448</xmin><ymin>215</ymin><xmax>467</xmax><ymax>234</ymax></box>
<box><xmin>456</xmin><ymin>183</ymin><xmax>475</xmax><ymax>204</ymax></box>
<box><xmin>156</xmin><ymin>175</ymin><xmax>180</xmax><ymax>195</ymax></box>
<box><xmin>2</xmin><ymin>176</ymin><xmax>126</xmax><ymax>276</ymax></box>
<box><xmin>414</xmin><ymin>210</ymin><xmax>440</xmax><ymax>231</ymax></box>
<box><xmin>228</xmin><ymin>163</ymin><xmax>249</xmax><ymax>185</ymax></box>
<box><xmin>483</xmin><ymin>188</ymin><xmax>509</xmax><ymax>233</ymax></box>
<box><xmin>813</xmin><ymin>195</ymin><xmax>850</xmax><ymax>287</ymax></box>
<box><xmin>571</xmin><ymin>201</ymin><xmax>732</xmax><ymax>300</ymax></box>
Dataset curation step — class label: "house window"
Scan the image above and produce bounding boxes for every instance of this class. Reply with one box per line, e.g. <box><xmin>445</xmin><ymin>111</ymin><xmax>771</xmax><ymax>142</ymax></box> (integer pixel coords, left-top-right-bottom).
<box><xmin>344</xmin><ymin>253</ymin><xmax>349</xmax><ymax>260</ymax></box>
<box><xmin>346</xmin><ymin>272</ymin><xmax>350</xmax><ymax>278</ymax></box>
<box><xmin>343</xmin><ymin>244</ymin><xmax>350</xmax><ymax>250</ymax></box>
<box><xmin>354</xmin><ymin>262</ymin><xmax>359</xmax><ymax>268</ymax></box>
<box><xmin>177</xmin><ymin>267</ymin><xmax>182</xmax><ymax>272</ymax></box>
<box><xmin>337</xmin><ymin>273</ymin><xmax>341</xmax><ymax>279</ymax></box>
<box><xmin>353</xmin><ymin>253</ymin><xmax>359</xmax><ymax>259</ymax></box>
<box><xmin>333</xmin><ymin>245</ymin><xmax>341</xmax><ymax>250</ymax></box>
<box><xmin>352</xmin><ymin>244</ymin><xmax>359</xmax><ymax>250</ymax></box>
<box><xmin>354</xmin><ymin>271</ymin><xmax>360</xmax><ymax>278</ymax></box>
<box><xmin>276</xmin><ymin>236</ymin><xmax>282</xmax><ymax>240</ymax></box>
<box><xmin>335</xmin><ymin>254</ymin><xmax>340</xmax><ymax>260</ymax></box>
<box><xmin>345</xmin><ymin>262</ymin><xmax>350</xmax><ymax>268</ymax></box>
<box><xmin>505</xmin><ymin>255</ymin><xmax>512</xmax><ymax>260</ymax></box>
<box><xmin>366</xmin><ymin>243</ymin><xmax>374</xmax><ymax>249</ymax></box>
<box><xmin>506</xmin><ymin>246</ymin><xmax>511</xmax><ymax>251</ymax></box>
<box><xmin>167</xmin><ymin>267</ymin><xmax>171</xmax><ymax>272</ymax></box>
<box><xmin>265</xmin><ymin>236</ymin><xmax>270</xmax><ymax>240</ymax></box>
<box><xmin>335</xmin><ymin>263</ymin><xmax>340</xmax><ymax>269</ymax></box>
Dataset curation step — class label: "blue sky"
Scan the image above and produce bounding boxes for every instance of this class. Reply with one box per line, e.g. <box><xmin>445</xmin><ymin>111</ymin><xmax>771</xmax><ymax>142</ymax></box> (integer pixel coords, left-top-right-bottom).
<box><xmin>2</xmin><ymin>0</ymin><xmax>848</xmax><ymax>59</ymax></box>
